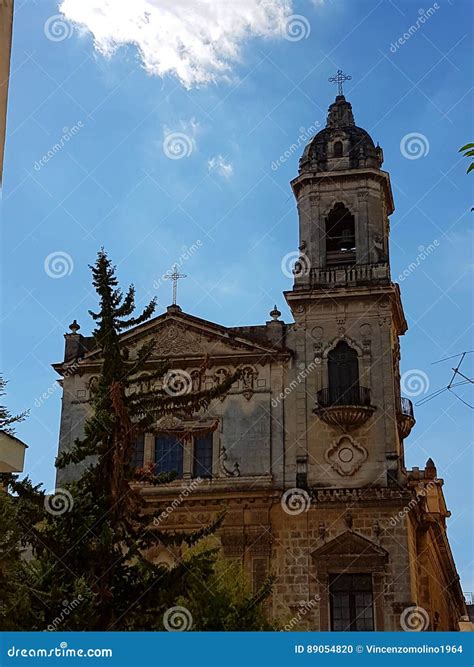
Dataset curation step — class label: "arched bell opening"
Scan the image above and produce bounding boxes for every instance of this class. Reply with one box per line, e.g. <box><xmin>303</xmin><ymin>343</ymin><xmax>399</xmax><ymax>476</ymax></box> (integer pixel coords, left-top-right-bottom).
<box><xmin>325</xmin><ymin>202</ymin><xmax>356</xmax><ymax>266</ymax></box>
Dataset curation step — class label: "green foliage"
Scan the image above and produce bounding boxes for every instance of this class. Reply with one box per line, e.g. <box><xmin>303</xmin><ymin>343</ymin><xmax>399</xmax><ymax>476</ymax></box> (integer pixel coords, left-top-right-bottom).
<box><xmin>0</xmin><ymin>375</ymin><xmax>27</xmax><ymax>435</ymax></box>
<box><xmin>0</xmin><ymin>490</ymin><xmax>37</xmax><ymax>629</ymax></box>
<box><xmin>5</xmin><ymin>249</ymin><xmax>270</xmax><ymax>632</ymax></box>
<box><xmin>459</xmin><ymin>143</ymin><xmax>474</xmax><ymax>174</ymax></box>
<box><xmin>171</xmin><ymin>536</ymin><xmax>277</xmax><ymax>631</ymax></box>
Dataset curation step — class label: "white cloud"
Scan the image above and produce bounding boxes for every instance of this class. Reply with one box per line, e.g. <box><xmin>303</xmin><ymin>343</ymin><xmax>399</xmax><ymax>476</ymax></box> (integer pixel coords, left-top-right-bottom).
<box><xmin>208</xmin><ymin>154</ymin><xmax>234</xmax><ymax>179</ymax></box>
<box><xmin>60</xmin><ymin>0</ymin><xmax>293</xmax><ymax>89</ymax></box>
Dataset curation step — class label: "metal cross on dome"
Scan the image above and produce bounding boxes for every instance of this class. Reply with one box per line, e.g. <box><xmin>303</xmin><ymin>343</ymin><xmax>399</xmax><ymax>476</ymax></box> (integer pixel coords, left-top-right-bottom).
<box><xmin>329</xmin><ymin>69</ymin><xmax>352</xmax><ymax>96</ymax></box>
<box><xmin>165</xmin><ymin>264</ymin><xmax>186</xmax><ymax>305</ymax></box>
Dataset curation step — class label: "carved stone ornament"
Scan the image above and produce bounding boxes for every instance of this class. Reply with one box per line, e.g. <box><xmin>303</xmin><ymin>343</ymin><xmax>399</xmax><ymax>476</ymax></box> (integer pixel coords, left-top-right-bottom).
<box><xmin>219</xmin><ymin>445</ymin><xmax>240</xmax><ymax>477</ymax></box>
<box><xmin>154</xmin><ymin>324</ymin><xmax>205</xmax><ymax>355</ymax></box>
<box><xmin>242</xmin><ymin>366</ymin><xmax>258</xmax><ymax>400</ymax></box>
<box><xmin>311</xmin><ymin>326</ymin><xmax>324</xmax><ymax>342</ymax></box>
<box><xmin>156</xmin><ymin>415</ymin><xmax>183</xmax><ymax>431</ymax></box>
<box><xmin>325</xmin><ymin>435</ymin><xmax>368</xmax><ymax>476</ymax></box>
<box><xmin>314</xmin><ymin>403</ymin><xmax>375</xmax><ymax>429</ymax></box>
<box><xmin>359</xmin><ymin>324</ymin><xmax>372</xmax><ymax>353</ymax></box>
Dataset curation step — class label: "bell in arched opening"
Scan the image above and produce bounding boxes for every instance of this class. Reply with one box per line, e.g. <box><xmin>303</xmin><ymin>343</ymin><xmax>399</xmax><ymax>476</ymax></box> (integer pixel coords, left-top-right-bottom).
<box><xmin>325</xmin><ymin>202</ymin><xmax>356</xmax><ymax>265</ymax></box>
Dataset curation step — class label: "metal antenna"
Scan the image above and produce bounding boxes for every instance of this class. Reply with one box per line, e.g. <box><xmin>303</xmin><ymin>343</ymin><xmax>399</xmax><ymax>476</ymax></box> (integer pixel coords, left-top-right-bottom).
<box><xmin>415</xmin><ymin>351</ymin><xmax>474</xmax><ymax>408</ymax></box>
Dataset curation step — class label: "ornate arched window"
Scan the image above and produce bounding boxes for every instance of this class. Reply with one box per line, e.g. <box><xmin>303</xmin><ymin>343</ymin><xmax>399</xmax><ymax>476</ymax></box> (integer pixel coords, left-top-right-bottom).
<box><xmin>328</xmin><ymin>341</ymin><xmax>359</xmax><ymax>404</ymax></box>
<box><xmin>333</xmin><ymin>141</ymin><xmax>343</xmax><ymax>158</ymax></box>
<box><xmin>325</xmin><ymin>202</ymin><xmax>356</xmax><ymax>265</ymax></box>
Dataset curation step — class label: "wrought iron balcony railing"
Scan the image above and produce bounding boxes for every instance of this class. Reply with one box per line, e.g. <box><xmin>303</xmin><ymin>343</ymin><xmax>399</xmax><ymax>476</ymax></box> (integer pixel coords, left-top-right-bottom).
<box><xmin>396</xmin><ymin>396</ymin><xmax>416</xmax><ymax>439</ymax></box>
<box><xmin>398</xmin><ymin>396</ymin><xmax>414</xmax><ymax>419</ymax></box>
<box><xmin>316</xmin><ymin>386</ymin><xmax>371</xmax><ymax>408</ymax></box>
<box><xmin>314</xmin><ymin>386</ymin><xmax>374</xmax><ymax>428</ymax></box>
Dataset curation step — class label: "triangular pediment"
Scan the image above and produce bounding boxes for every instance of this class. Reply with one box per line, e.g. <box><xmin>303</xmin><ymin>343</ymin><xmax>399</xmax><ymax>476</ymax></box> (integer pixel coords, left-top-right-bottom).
<box><xmin>312</xmin><ymin>530</ymin><xmax>387</xmax><ymax>561</ymax></box>
<box><xmin>73</xmin><ymin>308</ymin><xmax>289</xmax><ymax>367</ymax></box>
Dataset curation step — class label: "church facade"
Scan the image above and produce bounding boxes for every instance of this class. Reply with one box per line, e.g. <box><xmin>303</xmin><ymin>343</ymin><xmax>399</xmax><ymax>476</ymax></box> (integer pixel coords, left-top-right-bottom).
<box><xmin>54</xmin><ymin>91</ymin><xmax>467</xmax><ymax>631</ymax></box>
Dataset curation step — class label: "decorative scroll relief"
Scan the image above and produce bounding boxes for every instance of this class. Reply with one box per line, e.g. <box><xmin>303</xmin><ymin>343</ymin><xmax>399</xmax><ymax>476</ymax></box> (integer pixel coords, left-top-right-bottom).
<box><xmin>325</xmin><ymin>435</ymin><xmax>368</xmax><ymax>476</ymax></box>
<box><xmin>155</xmin><ymin>324</ymin><xmax>206</xmax><ymax>354</ymax></box>
<box><xmin>219</xmin><ymin>445</ymin><xmax>240</xmax><ymax>477</ymax></box>
<box><xmin>360</xmin><ymin>323</ymin><xmax>372</xmax><ymax>352</ymax></box>
<box><xmin>242</xmin><ymin>366</ymin><xmax>258</xmax><ymax>400</ymax></box>
<box><xmin>156</xmin><ymin>415</ymin><xmax>184</xmax><ymax>431</ymax></box>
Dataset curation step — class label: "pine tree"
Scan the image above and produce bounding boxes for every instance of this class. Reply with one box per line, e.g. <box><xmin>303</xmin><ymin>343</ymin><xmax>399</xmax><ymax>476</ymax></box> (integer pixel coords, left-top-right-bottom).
<box><xmin>9</xmin><ymin>250</ymin><xmax>272</xmax><ymax>631</ymax></box>
<box><xmin>0</xmin><ymin>375</ymin><xmax>27</xmax><ymax>435</ymax></box>
<box><xmin>0</xmin><ymin>375</ymin><xmax>34</xmax><ymax>630</ymax></box>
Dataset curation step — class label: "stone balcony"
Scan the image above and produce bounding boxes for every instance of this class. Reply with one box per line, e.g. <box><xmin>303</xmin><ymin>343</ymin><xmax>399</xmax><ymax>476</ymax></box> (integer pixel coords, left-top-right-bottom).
<box><xmin>308</xmin><ymin>262</ymin><xmax>390</xmax><ymax>288</ymax></box>
<box><xmin>396</xmin><ymin>396</ymin><xmax>416</xmax><ymax>439</ymax></box>
<box><xmin>314</xmin><ymin>386</ymin><xmax>375</xmax><ymax>428</ymax></box>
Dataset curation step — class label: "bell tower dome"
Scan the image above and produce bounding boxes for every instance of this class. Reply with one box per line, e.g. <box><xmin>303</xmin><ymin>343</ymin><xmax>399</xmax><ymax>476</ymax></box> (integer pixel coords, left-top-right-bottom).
<box><xmin>290</xmin><ymin>88</ymin><xmax>393</xmax><ymax>286</ymax></box>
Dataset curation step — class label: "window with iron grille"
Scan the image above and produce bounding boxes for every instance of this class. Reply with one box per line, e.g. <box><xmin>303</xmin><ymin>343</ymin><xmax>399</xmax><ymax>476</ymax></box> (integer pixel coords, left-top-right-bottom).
<box><xmin>330</xmin><ymin>573</ymin><xmax>374</xmax><ymax>631</ymax></box>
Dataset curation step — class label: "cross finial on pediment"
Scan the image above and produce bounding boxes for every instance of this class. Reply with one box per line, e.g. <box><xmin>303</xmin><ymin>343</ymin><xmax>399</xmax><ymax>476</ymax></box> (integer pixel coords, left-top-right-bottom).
<box><xmin>164</xmin><ymin>264</ymin><xmax>186</xmax><ymax>305</ymax></box>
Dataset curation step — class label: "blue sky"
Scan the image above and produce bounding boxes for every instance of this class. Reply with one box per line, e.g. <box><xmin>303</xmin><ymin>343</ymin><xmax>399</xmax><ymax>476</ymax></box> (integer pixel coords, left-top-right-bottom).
<box><xmin>2</xmin><ymin>0</ymin><xmax>473</xmax><ymax>589</ymax></box>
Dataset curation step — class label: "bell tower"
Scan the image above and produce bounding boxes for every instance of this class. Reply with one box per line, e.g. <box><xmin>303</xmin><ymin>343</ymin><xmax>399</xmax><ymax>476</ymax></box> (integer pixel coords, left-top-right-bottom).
<box><xmin>284</xmin><ymin>76</ymin><xmax>415</xmax><ymax>489</ymax></box>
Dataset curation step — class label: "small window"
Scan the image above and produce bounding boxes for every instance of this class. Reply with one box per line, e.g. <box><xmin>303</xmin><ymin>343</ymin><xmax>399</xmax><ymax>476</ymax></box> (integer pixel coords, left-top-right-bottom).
<box><xmin>154</xmin><ymin>435</ymin><xmax>184</xmax><ymax>478</ymax></box>
<box><xmin>330</xmin><ymin>574</ymin><xmax>374</xmax><ymax>631</ymax></box>
<box><xmin>333</xmin><ymin>141</ymin><xmax>343</xmax><ymax>158</ymax></box>
<box><xmin>193</xmin><ymin>434</ymin><xmax>213</xmax><ymax>478</ymax></box>
<box><xmin>130</xmin><ymin>434</ymin><xmax>145</xmax><ymax>468</ymax></box>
